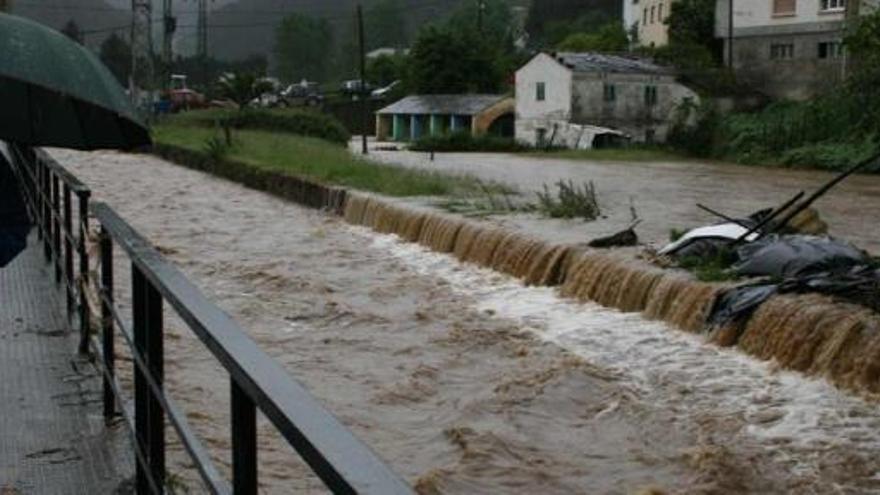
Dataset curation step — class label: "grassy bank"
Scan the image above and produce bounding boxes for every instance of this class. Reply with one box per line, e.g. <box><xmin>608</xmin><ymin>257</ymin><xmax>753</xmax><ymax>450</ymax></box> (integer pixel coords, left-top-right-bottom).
<box><xmin>161</xmin><ymin>108</ymin><xmax>351</xmax><ymax>145</ymax></box>
<box><xmin>153</xmin><ymin>124</ymin><xmax>509</xmax><ymax>197</ymax></box>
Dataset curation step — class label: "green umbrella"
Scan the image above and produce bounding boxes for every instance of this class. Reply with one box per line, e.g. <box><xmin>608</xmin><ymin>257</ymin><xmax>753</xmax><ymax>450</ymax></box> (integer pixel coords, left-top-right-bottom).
<box><xmin>0</xmin><ymin>13</ymin><xmax>151</xmax><ymax>150</ymax></box>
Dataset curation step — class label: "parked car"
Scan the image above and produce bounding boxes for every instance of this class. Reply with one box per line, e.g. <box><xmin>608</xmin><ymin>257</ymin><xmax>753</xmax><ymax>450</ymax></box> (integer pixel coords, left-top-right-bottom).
<box><xmin>280</xmin><ymin>81</ymin><xmax>324</xmax><ymax>107</ymax></box>
<box><xmin>340</xmin><ymin>79</ymin><xmax>373</xmax><ymax>96</ymax></box>
<box><xmin>371</xmin><ymin>80</ymin><xmax>401</xmax><ymax>100</ymax></box>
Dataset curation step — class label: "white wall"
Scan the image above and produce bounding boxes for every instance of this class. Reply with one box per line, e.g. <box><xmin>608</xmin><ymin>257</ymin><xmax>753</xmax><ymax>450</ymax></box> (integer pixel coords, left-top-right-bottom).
<box><xmin>515</xmin><ymin>53</ymin><xmax>573</xmax><ymax>146</ymax></box>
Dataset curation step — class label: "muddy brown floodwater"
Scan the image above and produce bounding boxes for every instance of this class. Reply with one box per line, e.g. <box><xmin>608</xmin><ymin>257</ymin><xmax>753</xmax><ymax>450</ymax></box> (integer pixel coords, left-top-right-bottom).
<box><xmin>52</xmin><ymin>148</ymin><xmax>880</xmax><ymax>494</ymax></box>
<box><xmin>359</xmin><ymin>146</ymin><xmax>880</xmax><ymax>253</ymax></box>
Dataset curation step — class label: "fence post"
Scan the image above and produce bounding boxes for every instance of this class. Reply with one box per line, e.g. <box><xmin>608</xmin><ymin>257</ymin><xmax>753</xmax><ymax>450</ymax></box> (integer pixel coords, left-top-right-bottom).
<box><xmin>78</xmin><ymin>191</ymin><xmax>91</xmax><ymax>355</ymax></box>
<box><xmin>52</xmin><ymin>174</ymin><xmax>61</xmax><ymax>282</ymax></box>
<box><xmin>63</xmin><ymin>185</ymin><xmax>74</xmax><ymax>314</ymax></box>
<box><xmin>100</xmin><ymin>228</ymin><xmax>116</xmax><ymax>419</ymax></box>
<box><xmin>231</xmin><ymin>380</ymin><xmax>257</xmax><ymax>495</ymax></box>
<box><xmin>133</xmin><ymin>265</ymin><xmax>166</xmax><ymax>494</ymax></box>
<box><xmin>42</xmin><ymin>162</ymin><xmax>51</xmax><ymax>258</ymax></box>
<box><xmin>133</xmin><ymin>265</ymin><xmax>150</xmax><ymax>495</ymax></box>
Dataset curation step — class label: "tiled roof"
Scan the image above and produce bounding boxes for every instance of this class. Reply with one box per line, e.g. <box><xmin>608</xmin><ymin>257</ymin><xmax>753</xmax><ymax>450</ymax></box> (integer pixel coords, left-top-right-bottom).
<box><xmin>377</xmin><ymin>94</ymin><xmax>508</xmax><ymax>116</ymax></box>
<box><xmin>554</xmin><ymin>52</ymin><xmax>672</xmax><ymax>75</ymax></box>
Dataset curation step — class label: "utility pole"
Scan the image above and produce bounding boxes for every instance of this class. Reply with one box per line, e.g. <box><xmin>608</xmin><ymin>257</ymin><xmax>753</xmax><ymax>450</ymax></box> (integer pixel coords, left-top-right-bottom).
<box><xmin>131</xmin><ymin>0</ymin><xmax>155</xmax><ymax>107</ymax></box>
<box><xmin>197</xmin><ymin>0</ymin><xmax>211</xmax><ymax>86</ymax></box>
<box><xmin>727</xmin><ymin>0</ymin><xmax>734</xmax><ymax>69</ymax></box>
<box><xmin>162</xmin><ymin>0</ymin><xmax>175</xmax><ymax>91</ymax></box>
<box><xmin>357</xmin><ymin>4</ymin><xmax>368</xmax><ymax>155</ymax></box>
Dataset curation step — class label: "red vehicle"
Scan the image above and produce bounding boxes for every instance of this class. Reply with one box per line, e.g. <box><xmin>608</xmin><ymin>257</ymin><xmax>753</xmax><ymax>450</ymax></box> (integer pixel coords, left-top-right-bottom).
<box><xmin>168</xmin><ymin>88</ymin><xmax>208</xmax><ymax>112</ymax></box>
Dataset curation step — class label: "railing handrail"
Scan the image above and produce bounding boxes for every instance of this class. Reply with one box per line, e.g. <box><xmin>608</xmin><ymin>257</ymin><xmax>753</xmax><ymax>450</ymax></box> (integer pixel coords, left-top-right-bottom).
<box><xmin>92</xmin><ymin>203</ymin><xmax>412</xmax><ymax>495</ymax></box>
<box><xmin>35</xmin><ymin>149</ymin><xmax>90</xmax><ymax>194</ymax></box>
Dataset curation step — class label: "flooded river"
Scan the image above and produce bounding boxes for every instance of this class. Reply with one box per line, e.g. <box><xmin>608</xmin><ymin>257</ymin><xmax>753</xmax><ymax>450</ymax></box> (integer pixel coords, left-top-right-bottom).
<box><xmin>52</xmin><ymin>148</ymin><xmax>880</xmax><ymax>494</ymax></box>
<box><xmin>360</xmin><ymin>146</ymin><xmax>880</xmax><ymax>253</ymax></box>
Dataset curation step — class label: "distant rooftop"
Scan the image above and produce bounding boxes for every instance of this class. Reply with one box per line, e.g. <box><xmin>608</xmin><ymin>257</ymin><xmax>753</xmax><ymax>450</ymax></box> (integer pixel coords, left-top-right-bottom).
<box><xmin>553</xmin><ymin>52</ymin><xmax>671</xmax><ymax>75</ymax></box>
<box><xmin>377</xmin><ymin>94</ymin><xmax>509</xmax><ymax>116</ymax></box>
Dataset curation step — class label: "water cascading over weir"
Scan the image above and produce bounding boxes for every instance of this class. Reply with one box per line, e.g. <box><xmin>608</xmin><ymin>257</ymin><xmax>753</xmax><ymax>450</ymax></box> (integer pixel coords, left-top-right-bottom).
<box><xmin>152</xmin><ymin>145</ymin><xmax>880</xmax><ymax>398</ymax></box>
<box><xmin>341</xmin><ymin>192</ymin><xmax>880</xmax><ymax>397</ymax></box>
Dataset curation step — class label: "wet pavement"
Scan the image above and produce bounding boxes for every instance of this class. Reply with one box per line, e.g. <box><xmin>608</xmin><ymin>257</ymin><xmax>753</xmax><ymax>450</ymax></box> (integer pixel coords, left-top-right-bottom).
<box><xmin>0</xmin><ymin>232</ymin><xmax>132</xmax><ymax>494</ymax></box>
<box><xmin>357</xmin><ymin>144</ymin><xmax>880</xmax><ymax>253</ymax></box>
<box><xmin>52</xmin><ymin>148</ymin><xmax>880</xmax><ymax>494</ymax></box>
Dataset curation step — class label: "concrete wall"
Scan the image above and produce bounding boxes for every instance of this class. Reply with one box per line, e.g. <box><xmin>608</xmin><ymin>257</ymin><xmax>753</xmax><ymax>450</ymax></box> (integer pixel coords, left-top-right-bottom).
<box><xmin>515</xmin><ymin>53</ymin><xmax>573</xmax><ymax>146</ymax></box>
<box><xmin>713</xmin><ymin>0</ymin><xmax>869</xmax><ymax>99</ymax></box>
<box><xmin>570</xmin><ymin>72</ymin><xmax>698</xmax><ymax>143</ymax></box>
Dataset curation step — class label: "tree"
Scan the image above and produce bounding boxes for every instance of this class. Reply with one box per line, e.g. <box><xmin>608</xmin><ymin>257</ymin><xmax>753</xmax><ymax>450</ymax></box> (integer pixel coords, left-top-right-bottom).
<box><xmin>525</xmin><ymin>0</ymin><xmax>620</xmax><ymax>47</ymax></box>
<box><xmin>99</xmin><ymin>33</ymin><xmax>131</xmax><ymax>86</ymax></box>
<box><xmin>216</xmin><ymin>72</ymin><xmax>274</xmax><ymax>109</ymax></box>
<box><xmin>365</xmin><ymin>0</ymin><xmax>408</xmax><ymax>50</ymax></box>
<box><xmin>61</xmin><ymin>19</ymin><xmax>83</xmax><ymax>45</ymax></box>
<box><xmin>367</xmin><ymin>53</ymin><xmax>406</xmax><ymax>86</ymax></box>
<box><xmin>662</xmin><ymin>0</ymin><xmax>722</xmax><ymax>66</ymax></box>
<box><xmin>405</xmin><ymin>26</ymin><xmax>502</xmax><ymax>94</ymax></box>
<box><xmin>556</xmin><ymin>22</ymin><xmax>629</xmax><ymax>52</ymax></box>
<box><xmin>0</xmin><ymin>0</ymin><xmax>10</xmax><ymax>12</ymax></box>
<box><xmin>274</xmin><ymin>14</ymin><xmax>334</xmax><ymax>82</ymax></box>
<box><xmin>845</xmin><ymin>8</ymin><xmax>880</xmax><ymax>78</ymax></box>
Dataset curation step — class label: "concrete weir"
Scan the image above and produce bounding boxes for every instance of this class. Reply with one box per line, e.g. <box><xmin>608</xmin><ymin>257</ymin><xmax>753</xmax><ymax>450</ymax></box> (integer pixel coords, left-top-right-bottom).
<box><xmin>155</xmin><ymin>145</ymin><xmax>880</xmax><ymax>398</ymax></box>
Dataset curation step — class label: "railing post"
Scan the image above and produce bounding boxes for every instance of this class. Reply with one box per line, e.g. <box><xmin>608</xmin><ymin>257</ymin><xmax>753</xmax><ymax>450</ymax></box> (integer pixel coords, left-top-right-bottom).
<box><xmin>146</xmin><ymin>278</ymin><xmax>165</xmax><ymax>495</ymax></box>
<box><xmin>63</xmin><ymin>185</ymin><xmax>74</xmax><ymax>314</ymax></box>
<box><xmin>231</xmin><ymin>380</ymin><xmax>257</xmax><ymax>495</ymax></box>
<box><xmin>78</xmin><ymin>190</ymin><xmax>91</xmax><ymax>355</ymax></box>
<box><xmin>52</xmin><ymin>173</ymin><xmax>61</xmax><ymax>282</ymax></box>
<box><xmin>133</xmin><ymin>265</ymin><xmax>149</xmax><ymax>495</ymax></box>
<box><xmin>133</xmin><ymin>265</ymin><xmax>166</xmax><ymax>494</ymax></box>
<box><xmin>100</xmin><ymin>228</ymin><xmax>115</xmax><ymax>419</ymax></box>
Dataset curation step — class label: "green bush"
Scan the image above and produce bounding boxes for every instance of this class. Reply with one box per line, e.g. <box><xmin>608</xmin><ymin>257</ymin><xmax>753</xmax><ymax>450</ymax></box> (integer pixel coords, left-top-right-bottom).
<box><xmin>169</xmin><ymin>108</ymin><xmax>351</xmax><ymax>145</ymax></box>
<box><xmin>536</xmin><ymin>180</ymin><xmax>601</xmax><ymax>221</ymax></box>
<box><xmin>410</xmin><ymin>132</ymin><xmax>529</xmax><ymax>152</ymax></box>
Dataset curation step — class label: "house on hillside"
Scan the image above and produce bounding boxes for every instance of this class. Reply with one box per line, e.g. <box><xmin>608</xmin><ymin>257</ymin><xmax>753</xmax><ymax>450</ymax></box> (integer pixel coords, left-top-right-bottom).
<box><xmin>375</xmin><ymin>95</ymin><xmax>514</xmax><ymax>142</ymax></box>
<box><xmin>715</xmin><ymin>0</ymin><xmax>879</xmax><ymax>100</ymax></box>
<box><xmin>624</xmin><ymin>0</ymin><xmax>677</xmax><ymax>47</ymax></box>
<box><xmin>515</xmin><ymin>52</ymin><xmax>698</xmax><ymax>147</ymax></box>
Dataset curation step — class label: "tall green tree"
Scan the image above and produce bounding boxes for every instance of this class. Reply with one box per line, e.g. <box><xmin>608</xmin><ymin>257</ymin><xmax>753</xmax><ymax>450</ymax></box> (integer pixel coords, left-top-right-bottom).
<box><xmin>405</xmin><ymin>26</ymin><xmax>502</xmax><ymax>94</ymax></box>
<box><xmin>525</xmin><ymin>0</ymin><xmax>620</xmax><ymax>47</ymax></box>
<box><xmin>556</xmin><ymin>22</ymin><xmax>628</xmax><ymax>52</ymax></box>
<box><xmin>99</xmin><ymin>33</ymin><xmax>131</xmax><ymax>86</ymax></box>
<box><xmin>365</xmin><ymin>0</ymin><xmax>408</xmax><ymax>49</ymax></box>
<box><xmin>658</xmin><ymin>0</ymin><xmax>722</xmax><ymax>69</ymax></box>
<box><xmin>275</xmin><ymin>13</ymin><xmax>334</xmax><ymax>82</ymax></box>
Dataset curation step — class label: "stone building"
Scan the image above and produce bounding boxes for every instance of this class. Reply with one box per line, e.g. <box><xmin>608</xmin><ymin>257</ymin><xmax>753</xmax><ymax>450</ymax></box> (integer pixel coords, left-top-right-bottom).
<box><xmin>515</xmin><ymin>52</ymin><xmax>698</xmax><ymax>147</ymax></box>
<box><xmin>715</xmin><ymin>0</ymin><xmax>879</xmax><ymax>100</ymax></box>
<box><xmin>375</xmin><ymin>95</ymin><xmax>514</xmax><ymax>142</ymax></box>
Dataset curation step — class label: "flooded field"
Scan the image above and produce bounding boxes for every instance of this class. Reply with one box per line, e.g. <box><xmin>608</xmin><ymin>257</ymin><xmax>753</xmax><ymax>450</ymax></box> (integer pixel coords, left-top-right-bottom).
<box><xmin>360</xmin><ymin>146</ymin><xmax>880</xmax><ymax>253</ymax></box>
<box><xmin>52</xmin><ymin>148</ymin><xmax>880</xmax><ymax>494</ymax></box>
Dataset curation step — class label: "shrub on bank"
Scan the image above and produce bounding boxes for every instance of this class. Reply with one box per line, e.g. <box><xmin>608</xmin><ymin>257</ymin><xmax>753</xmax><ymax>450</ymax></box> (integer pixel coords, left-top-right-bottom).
<box><xmin>168</xmin><ymin>108</ymin><xmax>351</xmax><ymax>145</ymax></box>
<box><xmin>410</xmin><ymin>132</ymin><xmax>530</xmax><ymax>153</ymax></box>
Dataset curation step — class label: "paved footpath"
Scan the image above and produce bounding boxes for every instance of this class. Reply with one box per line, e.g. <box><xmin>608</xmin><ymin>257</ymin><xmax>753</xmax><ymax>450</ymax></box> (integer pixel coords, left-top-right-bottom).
<box><xmin>0</xmin><ymin>234</ymin><xmax>131</xmax><ymax>494</ymax></box>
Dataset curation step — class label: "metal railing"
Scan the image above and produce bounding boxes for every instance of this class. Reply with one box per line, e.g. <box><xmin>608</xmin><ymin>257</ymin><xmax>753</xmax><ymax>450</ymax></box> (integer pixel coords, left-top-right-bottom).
<box><xmin>7</xmin><ymin>145</ymin><xmax>92</xmax><ymax>353</ymax></box>
<box><xmin>8</xmin><ymin>145</ymin><xmax>413</xmax><ymax>495</ymax></box>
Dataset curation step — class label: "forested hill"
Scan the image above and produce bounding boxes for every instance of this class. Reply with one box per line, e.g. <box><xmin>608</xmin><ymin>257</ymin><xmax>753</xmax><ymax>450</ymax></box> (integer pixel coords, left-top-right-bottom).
<box><xmin>10</xmin><ymin>0</ymin><xmax>129</xmax><ymax>49</ymax></box>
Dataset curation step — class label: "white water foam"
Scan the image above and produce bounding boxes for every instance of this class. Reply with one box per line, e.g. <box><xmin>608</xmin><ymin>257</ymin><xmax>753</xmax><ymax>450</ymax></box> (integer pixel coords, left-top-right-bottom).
<box><xmin>356</xmin><ymin>227</ymin><xmax>880</xmax><ymax>479</ymax></box>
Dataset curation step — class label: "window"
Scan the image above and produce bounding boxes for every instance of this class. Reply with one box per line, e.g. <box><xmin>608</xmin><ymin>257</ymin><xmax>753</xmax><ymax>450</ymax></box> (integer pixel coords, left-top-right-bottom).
<box><xmin>773</xmin><ymin>0</ymin><xmax>796</xmax><ymax>15</ymax></box>
<box><xmin>645</xmin><ymin>129</ymin><xmax>656</xmax><ymax>143</ymax></box>
<box><xmin>536</xmin><ymin>128</ymin><xmax>547</xmax><ymax>146</ymax></box>
<box><xmin>820</xmin><ymin>0</ymin><xmax>846</xmax><ymax>11</ymax></box>
<box><xmin>770</xmin><ymin>43</ymin><xmax>795</xmax><ymax>59</ymax></box>
<box><xmin>658</xmin><ymin>3</ymin><xmax>664</xmax><ymax>20</ymax></box>
<box><xmin>818</xmin><ymin>41</ymin><xmax>844</xmax><ymax>58</ymax></box>
<box><xmin>650</xmin><ymin>6</ymin><xmax>655</xmax><ymax>23</ymax></box>
<box><xmin>643</xmin><ymin>7</ymin><xmax>648</xmax><ymax>25</ymax></box>
<box><xmin>603</xmin><ymin>83</ymin><xmax>616</xmax><ymax>103</ymax></box>
<box><xmin>644</xmin><ymin>85</ymin><xmax>658</xmax><ymax>106</ymax></box>
<box><xmin>536</xmin><ymin>82</ymin><xmax>546</xmax><ymax>101</ymax></box>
